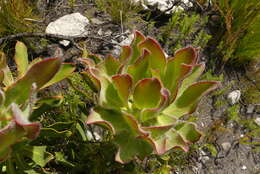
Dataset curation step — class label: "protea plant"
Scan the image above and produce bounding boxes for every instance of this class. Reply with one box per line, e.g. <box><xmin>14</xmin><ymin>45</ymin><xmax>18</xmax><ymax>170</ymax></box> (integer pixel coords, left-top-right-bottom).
<box><xmin>0</xmin><ymin>41</ymin><xmax>75</xmax><ymax>162</ymax></box>
<box><xmin>80</xmin><ymin>31</ymin><xmax>220</xmax><ymax>163</ymax></box>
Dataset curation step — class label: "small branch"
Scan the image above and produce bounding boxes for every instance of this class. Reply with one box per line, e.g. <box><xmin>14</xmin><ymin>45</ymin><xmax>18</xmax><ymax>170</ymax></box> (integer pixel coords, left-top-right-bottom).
<box><xmin>0</xmin><ymin>32</ymin><xmax>120</xmax><ymax>48</ymax></box>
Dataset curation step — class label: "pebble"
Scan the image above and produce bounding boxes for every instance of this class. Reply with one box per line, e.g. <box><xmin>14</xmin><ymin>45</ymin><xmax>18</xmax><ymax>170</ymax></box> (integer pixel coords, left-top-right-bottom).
<box><xmin>255</xmin><ymin>117</ymin><xmax>260</xmax><ymax>126</ymax></box>
<box><xmin>241</xmin><ymin>165</ymin><xmax>247</xmax><ymax>170</ymax></box>
<box><xmin>221</xmin><ymin>142</ymin><xmax>231</xmax><ymax>151</ymax></box>
<box><xmin>246</xmin><ymin>104</ymin><xmax>255</xmax><ymax>114</ymax></box>
<box><xmin>227</xmin><ymin>90</ymin><xmax>241</xmax><ymax>105</ymax></box>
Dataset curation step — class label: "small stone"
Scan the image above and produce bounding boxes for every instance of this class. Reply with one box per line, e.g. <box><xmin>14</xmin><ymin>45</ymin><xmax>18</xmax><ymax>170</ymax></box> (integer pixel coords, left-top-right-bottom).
<box><xmin>241</xmin><ymin>165</ymin><xmax>247</xmax><ymax>170</ymax></box>
<box><xmin>91</xmin><ymin>18</ymin><xmax>104</xmax><ymax>25</ymax></box>
<box><xmin>86</xmin><ymin>130</ymin><xmax>102</xmax><ymax>141</ymax></box>
<box><xmin>97</xmin><ymin>28</ymin><xmax>103</xmax><ymax>36</ymax></box>
<box><xmin>240</xmin><ymin>134</ymin><xmax>244</xmax><ymax>138</ymax></box>
<box><xmin>246</xmin><ymin>104</ymin><xmax>255</xmax><ymax>114</ymax></box>
<box><xmin>198</xmin><ymin>150</ymin><xmax>210</xmax><ymax>163</ymax></box>
<box><xmin>120</xmin><ymin>33</ymin><xmax>135</xmax><ymax>46</ymax></box>
<box><xmin>227</xmin><ymin>90</ymin><xmax>241</xmax><ymax>105</ymax></box>
<box><xmin>59</xmin><ymin>40</ymin><xmax>70</xmax><ymax>47</ymax></box>
<box><xmin>104</xmin><ymin>30</ymin><xmax>113</xmax><ymax>36</ymax></box>
<box><xmin>255</xmin><ymin>117</ymin><xmax>260</xmax><ymax>126</ymax></box>
<box><xmin>221</xmin><ymin>142</ymin><xmax>231</xmax><ymax>151</ymax></box>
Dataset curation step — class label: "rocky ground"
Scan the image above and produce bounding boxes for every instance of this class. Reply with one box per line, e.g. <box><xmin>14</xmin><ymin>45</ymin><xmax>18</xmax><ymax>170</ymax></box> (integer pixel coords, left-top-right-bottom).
<box><xmin>9</xmin><ymin>0</ymin><xmax>260</xmax><ymax>173</ymax></box>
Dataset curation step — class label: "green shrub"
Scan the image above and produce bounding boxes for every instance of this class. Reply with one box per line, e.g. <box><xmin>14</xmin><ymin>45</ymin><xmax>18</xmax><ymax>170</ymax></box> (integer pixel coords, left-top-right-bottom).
<box><xmin>158</xmin><ymin>11</ymin><xmax>211</xmax><ymax>54</ymax></box>
<box><xmin>80</xmin><ymin>31</ymin><xmax>220</xmax><ymax>163</ymax></box>
<box><xmin>0</xmin><ymin>41</ymin><xmax>75</xmax><ymax>172</ymax></box>
<box><xmin>95</xmin><ymin>0</ymin><xmax>142</xmax><ymax>24</ymax></box>
<box><xmin>213</xmin><ymin>0</ymin><xmax>260</xmax><ymax>64</ymax></box>
<box><xmin>0</xmin><ymin>0</ymin><xmax>39</xmax><ymax>36</ymax></box>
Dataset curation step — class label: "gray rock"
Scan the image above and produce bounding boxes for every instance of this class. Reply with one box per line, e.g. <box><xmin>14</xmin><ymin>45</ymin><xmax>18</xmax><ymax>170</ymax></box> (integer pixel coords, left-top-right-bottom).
<box><xmin>91</xmin><ymin>18</ymin><xmax>104</xmax><ymax>25</ymax></box>
<box><xmin>246</xmin><ymin>104</ymin><xmax>255</xmax><ymax>114</ymax></box>
<box><xmin>227</xmin><ymin>90</ymin><xmax>241</xmax><ymax>105</ymax></box>
<box><xmin>221</xmin><ymin>142</ymin><xmax>231</xmax><ymax>151</ymax></box>
<box><xmin>255</xmin><ymin>117</ymin><xmax>260</xmax><ymax>126</ymax></box>
<box><xmin>46</xmin><ymin>13</ymin><xmax>89</xmax><ymax>36</ymax></box>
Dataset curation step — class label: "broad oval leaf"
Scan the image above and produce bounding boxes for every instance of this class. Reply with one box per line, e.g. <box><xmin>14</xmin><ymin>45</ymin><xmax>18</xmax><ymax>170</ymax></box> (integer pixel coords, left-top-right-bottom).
<box><xmin>138</xmin><ymin>37</ymin><xmax>166</xmax><ymax>74</ymax></box>
<box><xmin>14</xmin><ymin>41</ymin><xmax>28</xmax><ymax>78</ymax></box>
<box><xmin>129</xmin><ymin>30</ymin><xmax>146</xmax><ymax>64</ymax></box>
<box><xmin>127</xmin><ymin>49</ymin><xmax>150</xmax><ymax>84</ymax></box>
<box><xmin>86</xmin><ymin>107</ymin><xmax>152</xmax><ymax>163</ymax></box>
<box><xmin>163</xmin><ymin>81</ymin><xmax>221</xmax><ymax>118</ymax></box>
<box><xmin>41</xmin><ymin>63</ymin><xmax>75</xmax><ymax>89</ymax></box>
<box><xmin>133</xmin><ymin>78</ymin><xmax>162</xmax><ymax>109</ymax></box>
<box><xmin>112</xmin><ymin>74</ymin><xmax>132</xmax><ymax>106</ymax></box>
<box><xmin>4</xmin><ymin>58</ymin><xmax>62</xmax><ymax>106</ymax></box>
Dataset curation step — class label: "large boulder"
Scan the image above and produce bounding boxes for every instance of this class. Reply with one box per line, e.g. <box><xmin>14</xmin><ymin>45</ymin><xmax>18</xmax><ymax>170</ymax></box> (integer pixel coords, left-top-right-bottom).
<box><xmin>46</xmin><ymin>12</ymin><xmax>89</xmax><ymax>37</ymax></box>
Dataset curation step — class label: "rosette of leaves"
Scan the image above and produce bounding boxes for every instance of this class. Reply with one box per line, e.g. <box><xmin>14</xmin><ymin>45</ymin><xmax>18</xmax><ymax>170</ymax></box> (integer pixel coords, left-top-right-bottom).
<box><xmin>0</xmin><ymin>41</ymin><xmax>75</xmax><ymax>163</ymax></box>
<box><xmin>80</xmin><ymin>31</ymin><xmax>220</xmax><ymax>163</ymax></box>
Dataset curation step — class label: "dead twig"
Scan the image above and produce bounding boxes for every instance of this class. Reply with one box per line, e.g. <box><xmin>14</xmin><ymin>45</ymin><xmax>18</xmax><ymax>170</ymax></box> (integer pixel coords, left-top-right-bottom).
<box><xmin>0</xmin><ymin>32</ymin><xmax>120</xmax><ymax>50</ymax></box>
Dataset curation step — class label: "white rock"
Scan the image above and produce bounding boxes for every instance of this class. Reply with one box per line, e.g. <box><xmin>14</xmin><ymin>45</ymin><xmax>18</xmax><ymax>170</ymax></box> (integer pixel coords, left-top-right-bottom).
<box><xmin>59</xmin><ymin>40</ymin><xmax>70</xmax><ymax>47</ymax></box>
<box><xmin>255</xmin><ymin>117</ymin><xmax>260</xmax><ymax>126</ymax></box>
<box><xmin>46</xmin><ymin>13</ymin><xmax>89</xmax><ymax>36</ymax></box>
<box><xmin>120</xmin><ymin>33</ymin><xmax>135</xmax><ymax>46</ymax></box>
<box><xmin>227</xmin><ymin>90</ymin><xmax>241</xmax><ymax>105</ymax></box>
<box><xmin>86</xmin><ymin>130</ymin><xmax>102</xmax><ymax>141</ymax></box>
<box><xmin>133</xmin><ymin>0</ymin><xmax>192</xmax><ymax>13</ymax></box>
<box><xmin>241</xmin><ymin>165</ymin><xmax>247</xmax><ymax>170</ymax></box>
<box><xmin>221</xmin><ymin>142</ymin><xmax>231</xmax><ymax>151</ymax></box>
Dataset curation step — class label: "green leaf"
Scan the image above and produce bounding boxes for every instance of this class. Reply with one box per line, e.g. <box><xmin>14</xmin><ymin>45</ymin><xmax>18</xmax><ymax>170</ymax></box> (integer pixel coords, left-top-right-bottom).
<box><xmin>4</xmin><ymin>58</ymin><xmax>62</xmax><ymax>106</ymax></box>
<box><xmin>133</xmin><ymin>78</ymin><xmax>162</xmax><ymax>109</ymax></box>
<box><xmin>119</xmin><ymin>45</ymin><xmax>132</xmax><ymax>63</ymax></box>
<box><xmin>129</xmin><ymin>30</ymin><xmax>146</xmax><ymax>64</ymax></box>
<box><xmin>163</xmin><ymin>81</ymin><xmax>220</xmax><ymax>118</ymax></box>
<box><xmin>24</xmin><ymin>146</ymin><xmax>54</xmax><ymax>167</ymax></box>
<box><xmin>138</xmin><ymin>37</ymin><xmax>166</xmax><ymax>75</ymax></box>
<box><xmin>41</xmin><ymin>63</ymin><xmax>75</xmax><ymax>89</ymax></box>
<box><xmin>104</xmin><ymin>55</ymin><xmax>121</xmax><ymax>76</ymax></box>
<box><xmin>177</xmin><ymin>63</ymin><xmax>205</xmax><ymax>97</ymax></box>
<box><xmin>143</xmin><ymin>125</ymin><xmax>189</xmax><ymax>154</ymax></box>
<box><xmin>11</xmin><ymin>103</ymin><xmax>41</xmax><ymax>139</ymax></box>
<box><xmin>163</xmin><ymin>47</ymin><xmax>198</xmax><ymax>101</ymax></box>
<box><xmin>99</xmin><ymin>76</ymin><xmax>124</xmax><ymax>109</ymax></box>
<box><xmin>76</xmin><ymin>122</ymin><xmax>87</xmax><ymax>141</ymax></box>
<box><xmin>174</xmin><ymin>122</ymin><xmax>202</xmax><ymax>143</ymax></box>
<box><xmin>0</xmin><ymin>52</ymin><xmax>14</xmax><ymax>86</ymax></box>
<box><xmin>86</xmin><ymin>107</ymin><xmax>153</xmax><ymax>163</ymax></box>
<box><xmin>55</xmin><ymin>152</ymin><xmax>75</xmax><ymax>167</ymax></box>
<box><xmin>14</xmin><ymin>41</ymin><xmax>28</xmax><ymax>78</ymax></box>
<box><xmin>0</xmin><ymin>104</ymin><xmax>41</xmax><ymax>162</ymax></box>
<box><xmin>127</xmin><ymin>49</ymin><xmax>150</xmax><ymax>84</ymax></box>
<box><xmin>81</xmin><ymin>68</ymin><xmax>101</xmax><ymax>93</ymax></box>
<box><xmin>112</xmin><ymin>74</ymin><xmax>133</xmax><ymax>106</ymax></box>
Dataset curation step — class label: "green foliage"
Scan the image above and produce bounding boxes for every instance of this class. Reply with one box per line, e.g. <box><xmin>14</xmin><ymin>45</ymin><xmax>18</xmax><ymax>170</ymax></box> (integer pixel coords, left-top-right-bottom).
<box><xmin>0</xmin><ymin>0</ymin><xmax>39</xmax><ymax>36</ymax></box>
<box><xmin>0</xmin><ymin>41</ymin><xmax>75</xmax><ymax>172</ymax></box>
<box><xmin>226</xmin><ymin>104</ymin><xmax>240</xmax><ymax>121</ymax></box>
<box><xmin>81</xmin><ymin>31</ymin><xmax>220</xmax><ymax>163</ymax></box>
<box><xmin>95</xmin><ymin>0</ymin><xmax>142</xmax><ymax>24</ymax></box>
<box><xmin>213</xmin><ymin>0</ymin><xmax>260</xmax><ymax>63</ymax></box>
<box><xmin>158</xmin><ymin>11</ymin><xmax>211</xmax><ymax>54</ymax></box>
